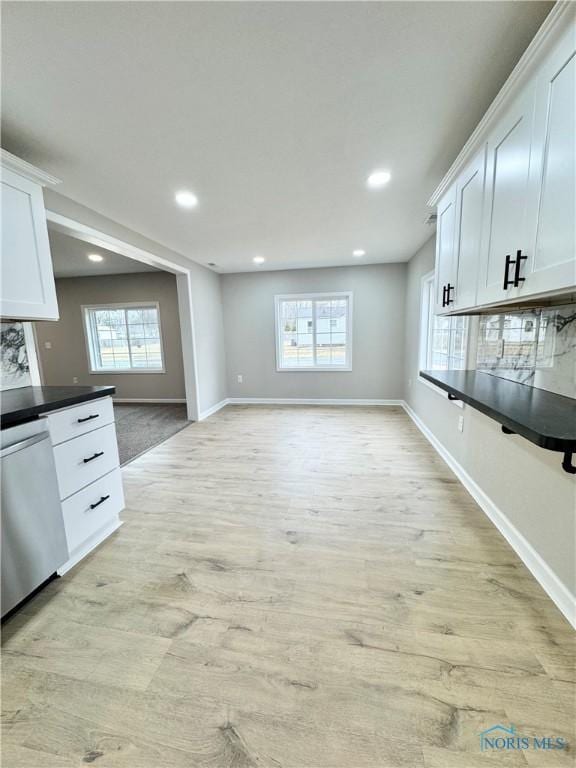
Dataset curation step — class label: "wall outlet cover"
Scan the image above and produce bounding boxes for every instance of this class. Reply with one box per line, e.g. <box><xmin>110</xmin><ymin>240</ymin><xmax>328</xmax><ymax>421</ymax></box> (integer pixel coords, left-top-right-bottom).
<box><xmin>237</xmin><ymin>374</ymin><xmax>243</xmax><ymax>384</ymax></box>
<box><xmin>458</xmin><ymin>415</ymin><xmax>464</xmax><ymax>432</ymax></box>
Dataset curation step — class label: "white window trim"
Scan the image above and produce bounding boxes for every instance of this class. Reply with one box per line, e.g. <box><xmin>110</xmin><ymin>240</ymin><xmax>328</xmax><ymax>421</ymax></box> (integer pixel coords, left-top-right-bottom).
<box><xmin>82</xmin><ymin>301</ymin><xmax>166</xmax><ymax>374</ymax></box>
<box><xmin>417</xmin><ymin>271</ymin><xmax>466</xmax><ymax>408</ymax></box>
<box><xmin>274</xmin><ymin>291</ymin><xmax>353</xmax><ymax>372</ymax></box>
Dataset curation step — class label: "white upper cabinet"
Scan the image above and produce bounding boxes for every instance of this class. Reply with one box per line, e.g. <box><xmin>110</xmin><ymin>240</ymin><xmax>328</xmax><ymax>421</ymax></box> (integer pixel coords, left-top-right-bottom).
<box><xmin>453</xmin><ymin>147</ymin><xmax>486</xmax><ymax>311</ymax></box>
<box><xmin>435</xmin><ymin>148</ymin><xmax>486</xmax><ymax>315</ymax></box>
<box><xmin>1</xmin><ymin>151</ymin><xmax>60</xmax><ymax>321</ymax></box>
<box><xmin>434</xmin><ymin>187</ymin><xmax>457</xmax><ymax>314</ymax></box>
<box><xmin>526</xmin><ymin>21</ymin><xmax>576</xmax><ymax>296</ymax></box>
<box><xmin>476</xmin><ymin>82</ymin><xmax>537</xmax><ymax>306</ymax></box>
<box><xmin>429</xmin><ymin>4</ymin><xmax>576</xmax><ymax>315</ymax></box>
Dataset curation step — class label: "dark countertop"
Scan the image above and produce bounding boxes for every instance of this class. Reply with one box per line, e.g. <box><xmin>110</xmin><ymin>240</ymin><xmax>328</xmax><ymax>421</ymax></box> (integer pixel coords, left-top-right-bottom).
<box><xmin>1</xmin><ymin>385</ymin><xmax>116</xmax><ymax>429</ymax></box>
<box><xmin>419</xmin><ymin>370</ymin><xmax>576</xmax><ymax>453</ymax></box>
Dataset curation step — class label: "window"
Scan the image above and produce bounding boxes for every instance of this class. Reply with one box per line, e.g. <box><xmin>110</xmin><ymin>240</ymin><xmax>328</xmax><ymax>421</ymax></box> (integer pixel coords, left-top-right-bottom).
<box><xmin>420</xmin><ymin>273</ymin><xmax>468</xmax><ymax>372</ymax></box>
<box><xmin>275</xmin><ymin>292</ymin><xmax>352</xmax><ymax>371</ymax></box>
<box><xmin>83</xmin><ymin>303</ymin><xmax>165</xmax><ymax>373</ymax></box>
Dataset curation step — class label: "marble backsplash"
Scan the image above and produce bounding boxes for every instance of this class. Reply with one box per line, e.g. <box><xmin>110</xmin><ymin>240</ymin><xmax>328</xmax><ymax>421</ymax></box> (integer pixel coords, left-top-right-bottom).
<box><xmin>476</xmin><ymin>304</ymin><xmax>576</xmax><ymax>399</ymax></box>
<box><xmin>0</xmin><ymin>321</ymin><xmax>32</xmax><ymax>391</ymax></box>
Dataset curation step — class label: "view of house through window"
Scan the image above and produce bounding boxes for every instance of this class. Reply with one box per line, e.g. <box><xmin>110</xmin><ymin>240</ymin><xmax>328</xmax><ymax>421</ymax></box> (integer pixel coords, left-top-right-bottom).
<box><xmin>83</xmin><ymin>303</ymin><xmax>164</xmax><ymax>372</ymax></box>
<box><xmin>420</xmin><ymin>274</ymin><xmax>468</xmax><ymax>371</ymax></box>
<box><xmin>275</xmin><ymin>293</ymin><xmax>352</xmax><ymax>370</ymax></box>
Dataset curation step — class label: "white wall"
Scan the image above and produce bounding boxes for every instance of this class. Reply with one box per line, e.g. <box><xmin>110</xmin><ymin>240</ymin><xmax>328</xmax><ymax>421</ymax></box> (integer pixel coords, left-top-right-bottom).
<box><xmin>404</xmin><ymin>235</ymin><xmax>576</xmax><ymax>600</ymax></box>
<box><xmin>221</xmin><ymin>264</ymin><xmax>406</xmax><ymax>400</ymax></box>
<box><xmin>44</xmin><ymin>190</ymin><xmax>228</xmax><ymax>415</ymax></box>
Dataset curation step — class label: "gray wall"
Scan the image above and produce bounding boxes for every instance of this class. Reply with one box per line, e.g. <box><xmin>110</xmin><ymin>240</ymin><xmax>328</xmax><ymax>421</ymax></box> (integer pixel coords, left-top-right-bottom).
<box><xmin>35</xmin><ymin>273</ymin><xmax>186</xmax><ymax>400</ymax></box>
<box><xmin>44</xmin><ymin>190</ymin><xmax>228</xmax><ymax>414</ymax></box>
<box><xmin>404</xmin><ymin>235</ymin><xmax>576</xmax><ymax>596</ymax></box>
<box><xmin>221</xmin><ymin>264</ymin><xmax>406</xmax><ymax>400</ymax></box>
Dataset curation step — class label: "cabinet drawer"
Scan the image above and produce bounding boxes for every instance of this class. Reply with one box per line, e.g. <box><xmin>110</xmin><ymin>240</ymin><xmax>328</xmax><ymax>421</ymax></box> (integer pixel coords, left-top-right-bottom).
<box><xmin>62</xmin><ymin>469</ymin><xmax>124</xmax><ymax>554</ymax></box>
<box><xmin>54</xmin><ymin>423</ymin><xmax>119</xmax><ymax>500</ymax></box>
<box><xmin>48</xmin><ymin>397</ymin><xmax>114</xmax><ymax>446</ymax></box>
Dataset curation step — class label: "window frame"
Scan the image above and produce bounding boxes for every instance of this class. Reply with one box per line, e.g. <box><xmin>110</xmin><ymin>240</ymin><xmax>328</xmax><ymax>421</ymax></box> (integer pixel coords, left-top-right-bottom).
<box><xmin>274</xmin><ymin>291</ymin><xmax>353</xmax><ymax>372</ymax></box>
<box><xmin>82</xmin><ymin>301</ymin><xmax>166</xmax><ymax>374</ymax></box>
<box><xmin>418</xmin><ymin>272</ymin><xmax>469</xmax><ymax>407</ymax></box>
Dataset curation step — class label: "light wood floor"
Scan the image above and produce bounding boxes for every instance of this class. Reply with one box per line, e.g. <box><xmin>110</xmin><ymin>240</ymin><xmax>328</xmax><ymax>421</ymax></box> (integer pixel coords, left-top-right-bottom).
<box><xmin>2</xmin><ymin>406</ymin><xmax>574</xmax><ymax>767</ymax></box>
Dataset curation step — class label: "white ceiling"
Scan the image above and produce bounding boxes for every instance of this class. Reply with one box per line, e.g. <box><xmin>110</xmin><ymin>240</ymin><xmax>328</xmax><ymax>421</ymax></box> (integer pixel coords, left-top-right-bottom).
<box><xmin>2</xmin><ymin>2</ymin><xmax>552</xmax><ymax>273</ymax></box>
<box><xmin>49</xmin><ymin>228</ymin><xmax>158</xmax><ymax>279</ymax></box>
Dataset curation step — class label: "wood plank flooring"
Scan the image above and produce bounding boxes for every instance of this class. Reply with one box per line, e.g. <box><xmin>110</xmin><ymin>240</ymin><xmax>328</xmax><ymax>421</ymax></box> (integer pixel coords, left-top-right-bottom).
<box><xmin>2</xmin><ymin>405</ymin><xmax>574</xmax><ymax>767</ymax></box>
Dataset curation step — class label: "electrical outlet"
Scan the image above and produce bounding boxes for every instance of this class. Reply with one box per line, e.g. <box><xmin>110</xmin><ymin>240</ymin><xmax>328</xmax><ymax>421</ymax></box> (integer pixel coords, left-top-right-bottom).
<box><xmin>237</xmin><ymin>374</ymin><xmax>243</xmax><ymax>384</ymax></box>
<box><xmin>73</xmin><ymin>377</ymin><xmax>79</xmax><ymax>384</ymax></box>
<box><xmin>458</xmin><ymin>415</ymin><xmax>464</xmax><ymax>433</ymax></box>
<box><xmin>44</xmin><ymin>341</ymin><xmax>52</xmax><ymax>350</ymax></box>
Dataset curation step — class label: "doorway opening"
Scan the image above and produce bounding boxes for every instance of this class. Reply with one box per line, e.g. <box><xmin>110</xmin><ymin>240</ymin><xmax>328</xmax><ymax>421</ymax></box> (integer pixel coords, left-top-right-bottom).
<box><xmin>31</xmin><ymin>212</ymin><xmax>200</xmax><ymax>463</ymax></box>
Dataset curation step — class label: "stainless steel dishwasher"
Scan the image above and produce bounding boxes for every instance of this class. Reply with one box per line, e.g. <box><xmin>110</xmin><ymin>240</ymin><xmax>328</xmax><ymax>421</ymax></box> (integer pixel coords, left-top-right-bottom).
<box><xmin>1</xmin><ymin>428</ymin><xmax>69</xmax><ymax>617</ymax></box>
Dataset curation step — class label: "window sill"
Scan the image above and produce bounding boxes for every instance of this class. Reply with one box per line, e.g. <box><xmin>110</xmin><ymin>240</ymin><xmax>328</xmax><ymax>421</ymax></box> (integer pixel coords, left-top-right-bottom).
<box><xmin>418</xmin><ymin>375</ymin><xmax>464</xmax><ymax>408</ymax></box>
<box><xmin>277</xmin><ymin>366</ymin><xmax>352</xmax><ymax>373</ymax></box>
<box><xmin>89</xmin><ymin>368</ymin><xmax>166</xmax><ymax>375</ymax></box>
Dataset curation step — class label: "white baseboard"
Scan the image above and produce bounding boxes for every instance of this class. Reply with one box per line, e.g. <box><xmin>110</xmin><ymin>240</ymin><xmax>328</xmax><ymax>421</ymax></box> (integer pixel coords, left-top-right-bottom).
<box><xmin>198</xmin><ymin>398</ymin><xmax>229</xmax><ymax>421</ymax></box>
<box><xmin>227</xmin><ymin>398</ymin><xmax>404</xmax><ymax>406</ymax></box>
<box><xmin>113</xmin><ymin>398</ymin><xmax>186</xmax><ymax>404</ymax></box>
<box><xmin>186</xmin><ymin>397</ymin><xmax>404</xmax><ymax>421</ymax></box>
<box><xmin>402</xmin><ymin>401</ymin><xmax>576</xmax><ymax>629</ymax></box>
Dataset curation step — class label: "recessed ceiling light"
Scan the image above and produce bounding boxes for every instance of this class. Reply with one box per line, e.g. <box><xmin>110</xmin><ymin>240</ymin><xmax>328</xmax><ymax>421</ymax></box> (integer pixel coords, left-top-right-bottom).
<box><xmin>88</xmin><ymin>253</ymin><xmax>103</xmax><ymax>262</ymax></box>
<box><xmin>253</xmin><ymin>256</ymin><xmax>266</xmax><ymax>265</ymax></box>
<box><xmin>367</xmin><ymin>170</ymin><xmax>391</xmax><ymax>188</ymax></box>
<box><xmin>353</xmin><ymin>249</ymin><xmax>365</xmax><ymax>257</ymax></box>
<box><xmin>175</xmin><ymin>190</ymin><xmax>199</xmax><ymax>208</ymax></box>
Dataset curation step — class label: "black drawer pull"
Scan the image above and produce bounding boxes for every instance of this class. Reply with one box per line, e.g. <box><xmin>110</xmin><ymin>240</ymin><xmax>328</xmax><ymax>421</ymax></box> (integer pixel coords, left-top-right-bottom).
<box><xmin>78</xmin><ymin>414</ymin><xmax>99</xmax><ymax>423</ymax></box>
<box><xmin>90</xmin><ymin>494</ymin><xmax>110</xmax><ymax>510</ymax></box>
<box><xmin>446</xmin><ymin>283</ymin><xmax>454</xmax><ymax>305</ymax></box>
<box><xmin>442</xmin><ymin>285</ymin><xmax>447</xmax><ymax>307</ymax></box>
<box><xmin>83</xmin><ymin>451</ymin><xmax>104</xmax><ymax>464</ymax></box>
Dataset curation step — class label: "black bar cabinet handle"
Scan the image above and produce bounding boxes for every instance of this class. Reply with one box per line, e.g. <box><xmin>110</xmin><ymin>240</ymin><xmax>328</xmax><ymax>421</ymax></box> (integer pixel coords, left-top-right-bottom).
<box><xmin>78</xmin><ymin>414</ymin><xmax>99</xmax><ymax>423</ymax></box>
<box><xmin>83</xmin><ymin>451</ymin><xmax>104</xmax><ymax>464</ymax></box>
<box><xmin>90</xmin><ymin>494</ymin><xmax>110</xmax><ymax>510</ymax></box>
<box><xmin>513</xmin><ymin>249</ymin><xmax>527</xmax><ymax>287</ymax></box>
<box><xmin>441</xmin><ymin>285</ymin><xmax>447</xmax><ymax>307</ymax></box>
<box><xmin>503</xmin><ymin>253</ymin><xmax>515</xmax><ymax>289</ymax></box>
<box><xmin>446</xmin><ymin>283</ymin><xmax>454</xmax><ymax>305</ymax></box>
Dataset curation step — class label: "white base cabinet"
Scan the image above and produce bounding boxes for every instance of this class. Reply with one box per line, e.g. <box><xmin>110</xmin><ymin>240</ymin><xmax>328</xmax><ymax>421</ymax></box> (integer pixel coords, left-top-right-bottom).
<box><xmin>431</xmin><ymin>5</ymin><xmax>576</xmax><ymax>315</ymax></box>
<box><xmin>1</xmin><ymin>151</ymin><xmax>60</xmax><ymax>321</ymax></box>
<box><xmin>47</xmin><ymin>397</ymin><xmax>124</xmax><ymax>571</ymax></box>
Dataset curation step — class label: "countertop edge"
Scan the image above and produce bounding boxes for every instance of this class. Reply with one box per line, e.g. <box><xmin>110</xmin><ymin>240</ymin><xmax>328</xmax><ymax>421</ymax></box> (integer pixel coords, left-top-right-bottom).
<box><xmin>419</xmin><ymin>371</ymin><xmax>575</xmax><ymax>453</ymax></box>
<box><xmin>1</xmin><ymin>387</ymin><xmax>116</xmax><ymax>429</ymax></box>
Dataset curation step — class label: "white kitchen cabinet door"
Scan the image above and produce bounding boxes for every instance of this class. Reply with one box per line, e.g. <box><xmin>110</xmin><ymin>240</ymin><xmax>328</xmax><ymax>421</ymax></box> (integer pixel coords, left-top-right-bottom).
<box><xmin>1</xmin><ymin>167</ymin><xmax>58</xmax><ymax>320</ymax></box>
<box><xmin>525</xmin><ymin>19</ymin><xmax>576</xmax><ymax>297</ymax></box>
<box><xmin>434</xmin><ymin>187</ymin><xmax>457</xmax><ymax>315</ymax></box>
<box><xmin>476</xmin><ymin>82</ymin><xmax>537</xmax><ymax>306</ymax></box>
<box><xmin>453</xmin><ymin>147</ymin><xmax>486</xmax><ymax>311</ymax></box>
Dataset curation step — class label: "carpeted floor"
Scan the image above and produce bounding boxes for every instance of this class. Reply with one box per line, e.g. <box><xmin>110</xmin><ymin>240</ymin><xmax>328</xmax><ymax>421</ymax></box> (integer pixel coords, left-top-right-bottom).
<box><xmin>113</xmin><ymin>403</ymin><xmax>191</xmax><ymax>465</ymax></box>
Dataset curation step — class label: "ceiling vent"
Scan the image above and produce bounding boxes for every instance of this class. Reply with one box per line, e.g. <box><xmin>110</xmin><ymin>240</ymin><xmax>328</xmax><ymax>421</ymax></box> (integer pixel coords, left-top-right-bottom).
<box><xmin>425</xmin><ymin>212</ymin><xmax>437</xmax><ymax>226</ymax></box>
